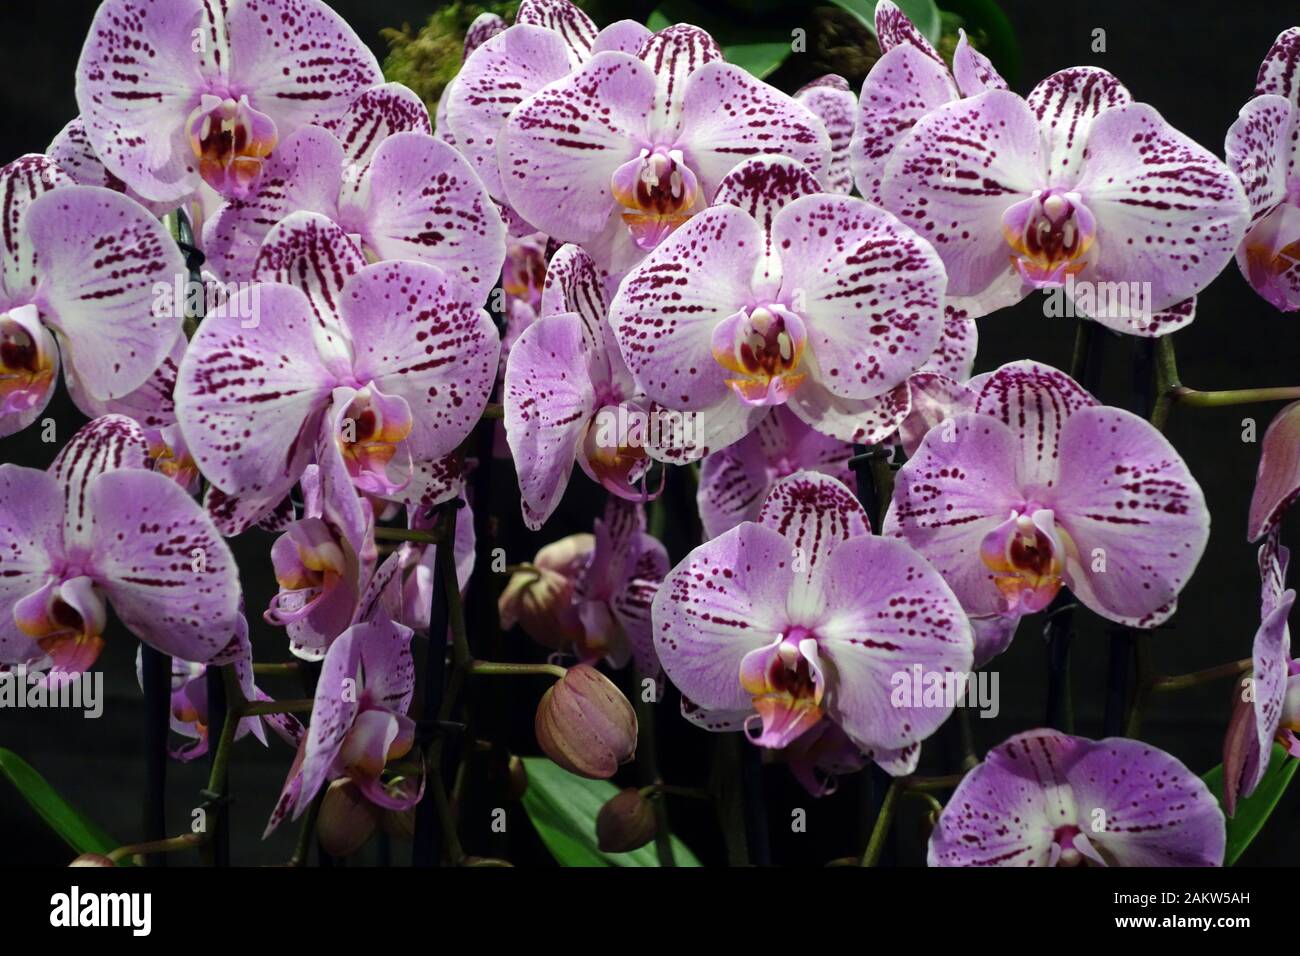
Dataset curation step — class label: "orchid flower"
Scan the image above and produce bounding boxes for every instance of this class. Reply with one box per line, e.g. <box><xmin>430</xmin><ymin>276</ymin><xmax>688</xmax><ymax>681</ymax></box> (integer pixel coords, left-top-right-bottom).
<box><xmin>885</xmin><ymin>361</ymin><xmax>1209</xmax><ymax>666</ymax></box>
<box><xmin>395</xmin><ymin>495</ymin><xmax>476</xmax><ymax>636</ymax></box>
<box><xmin>851</xmin><ymin>0</ymin><xmax>1007</xmax><ymax>205</ymax></box>
<box><xmin>0</xmin><ymin>157</ymin><xmax>185</xmax><ymax>437</ymax></box>
<box><xmin>609</xmin><ymin>154</ymin><xmax>947</xmax><ymax>459</ymax></box>
<box><xmin>265</xmin><ymin>617</ymin><xmax>422</xmax><ymax>835</ymax></box>
<box><xmin>77</xmin><ymin>0</ymin><xmax>381</xmax><ymax>204</ymax></box>
<box><xmin>654</xmin><ymin>470</ymin><xmax>973</xmax><ymax>776</ymax></box>
<box><xmin>505</xmin><ymin>243</ymin><xmax>659</xmax><ymax>528</ymax></box>
<box><xmin>203</xmin><ymin>95</ymin><xmax>504</xmax><ymax>292</ymax></box>
<box><xmin>1222</xmin><ymin>529</ymin><xmax>1300</xmax><ymax>815</ymax></box>
<box><xmin>879</xmin><ymin>65</ymin><xmax>1248</xmax><ymax>328</ymax></box>
<box><xmin>176</xmin><ymin>212</ymin><xmax>500</xmax><ymax>534</ymax></box>
<box><xmin>697</xmin><ymin>405</ymin><xmax>854</xmax><ymax>540</ymax></box>
<box><xmin>491</xmin><ymin>18</ymin><xmax>830</xmax><ymax>284</ymax></box>
<box><xmin>1225</xmin><ymin>27</ymin><xmax>1300</xmax><ymax>312</ymax></box>
<box><xmin>929</xmin><ymin>729</ymin><xmax>1225</xmax><ymax>866</ymax></box>
<box><xmin>134</xmin><ymin>617</ymin><xmax>304</xmax><ymax>762</ymax></box>
<box><xmin>0</xmin><ymin>415</ymin><xmax>240</xmax><ymax>674</ymax></box>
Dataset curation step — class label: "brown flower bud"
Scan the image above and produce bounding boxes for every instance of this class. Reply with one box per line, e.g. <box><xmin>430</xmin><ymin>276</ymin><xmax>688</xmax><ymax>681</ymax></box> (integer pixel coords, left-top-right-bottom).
<box><xmin>380</xmin><ymin>806</ymin><xmax>416</xmax><ymax>840</ymax></box>
<box><xmin>69</xmin><ymin>853</ymin><xmax>115</xmax><ymax>867</ymax></box>
<box><xmin>507</xmin><ymin>753</ymin><xmax>529</xmax><ymax>801</ymax></box>
<box><xmin>596</xmin><ymin>788</ymin><xmax>657</xmax><ymax>853</ymax></box>
<box><xmin>498</xmin><ymin>534</ymin><xmax>594</xmax><ymax>651</ymax></box>
<box><xmin>535</xmin><ymin>664</ymin><xmax>637</xmax><ymax>779</ymax></box>
<box><xmin>317</xmin><ymin>779</ymin><xmax>380</xmax><ymax>857</ymax></box>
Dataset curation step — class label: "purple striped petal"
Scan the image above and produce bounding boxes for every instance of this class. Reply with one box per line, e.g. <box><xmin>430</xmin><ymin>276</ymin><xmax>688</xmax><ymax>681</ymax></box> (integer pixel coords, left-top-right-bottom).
<box><xmin>1049</xmin><ymin>406</ymin><xmax>1209</xmax><ymax>627</ymax></box>
<box><xmin>795</xmin><ymin>75</ymin><xmax>855</xmax><ymax>194</ymax></box>
<box><xmin>637</xmin><ymin>24</ymin><xmax>722</xmax><ymax>129</ymax></box>
<box><xmin>952</xmin><ymin>31</ymin><xmax>1007</xmax><ymax>97</ymax></box>
<box><xmin>0</xmin><ymin>465</ymin><xmax>63</xmax><ymax>665</ymax></box>
<box><xmin>465</xmin><ymin>13</ymin><xmax>507</xmax><ymax>56</ymax></box>
<box><xmin>26</xmin><ymin>185</ymin><xmax>186</xmax><ymax>401</ymax></box>
<box><xmin>2</xmin><ymin>154</ymin><xmax>73</xmax><ymax>303</ymax></box>
<box><xmin>874</xmin><ymin>0</ymin><xmax>943</xmax><ymax>63</ymax></box>
<box><xmin>50</xmin><ymin>414</ymin><xmax>149</xmax><ymax>552</ymax></box>
<box><xmin>328</xmin><ymin>83</ymin><xmax>432</xmax><ymax>169</ymax></box>
<box><xmin>89</xmin><ymin>468</ymin><xmax>240</xmax><ymax>662</ymax></box>
<box><xmin>347</xmin><ymin>131</ymin><xmax>505</xmax><ymax>299</ymax></box>
<box><xmin>516</xmin><ymin>0</ymin><xmax>598</xmax><ymax>60</ymax></box>
<box><xmin>341</xmin><ymin>261</ymin><xmax>500</xmax><ymax>461</ymax></box>
<box><xmin>1026</xmin><ymin>67</ymin><xmax>1131</xmax><ymax>184</ymax></box>
<box><xmin>1075</xmin><ymin>103</ymin><xmax>1249</xmax><ymax>317</ymax></box>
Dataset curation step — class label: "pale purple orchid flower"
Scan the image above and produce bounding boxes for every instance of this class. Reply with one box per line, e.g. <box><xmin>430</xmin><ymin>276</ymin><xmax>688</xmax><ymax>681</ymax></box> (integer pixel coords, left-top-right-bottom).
<box><xmin>505</xmin><ymin>243</ymin><xmax>660</xmax><ymax>529</ymax></box>
<box><xmin>265</xmin><ymin>617</ymin><xmax>422</xmax><ymax>835</ymax></box>
<box><xmin>795</xmin><ymin>75</ymin><xmax>856</xmax><ymax>195</ymax></box>
<box><xmin>176</xmin><ymin>212</ymin><xmax>501</xmax><ymax>534</ymax></box>
<box><xmin>609</xmin><ymin>154</ymin><xmax>947</xmax><ymax>460</ymax></box>
<box><xmin>879</xmin><ymin>65</ymin><xmax>1248</xmax><ymax>329</ymax></box>
<box><xmin>0</xmin><ymin>416</ymin><xmax>240</xmax><ymax>675</ymax></box>
<box><xmin>697</xmin><ymin>405</ymin><xmax>854</xmax><ymax>540</ymax></box>
<box><xmin>48</xmin><ymin>117</ymin><xmax>175</xmax><ymax>217</ymax></box>
<box><xmin>76</xmin><ymin>0</ymin><xmax>380</xmax><ymax>204</ymax></box>
<box><xmin>885</xmin><ymin>361</ymin><xmax>1210</xmax><ymax>667</ymax></box>
<box><xmin>1222</xmin><ymin>529</ymin><xmax>1300</xmax><ymax>816</ymax></box>
<box><xmin>492</xmin><ymin>18</ymin><xmax>830</xmax><ymax>284</ymax></box>
<box><xmin>134</xmin><ymin>618</ymin><xmax>304</xmax><ymax>762</ymax></box>
<box><xmin>929</xmin><ymin>729</ymin><xmax>1225</xmax><ymax>866</ymax></box>
<box><xmin>0</xmin><ymin>158</ymin><xmax>186</xmax><ymax>438</ymax></box>
<box><xmin>654</xmin><ymin>471</ymin><xmax>973</xmax><ymax>776</ymax></box>
<box><xmin>850</xmin><ymin>0</ymin><xmax>1006</xmax><ymax>206</ymax></box>
<box><xmin>1225</xmin><ymin>28</ymin><xmax>1300</xmax><ymax>312</ymax></box>
<box><xmin>203</xmin><ymin>99</ymin><xmax>504</xmax><ymax>293</ymax></box>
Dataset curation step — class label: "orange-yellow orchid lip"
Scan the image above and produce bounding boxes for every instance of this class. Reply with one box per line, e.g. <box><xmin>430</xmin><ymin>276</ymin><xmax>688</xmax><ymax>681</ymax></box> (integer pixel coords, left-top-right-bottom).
<box><xmin>711</xmin><ymin>305</ymin><xmax>809</xmax><ymax>407</ymax></box>
<box><xmin>14</xmin><ymin>577</ymin><xmax>108</xmax><ymax>673</ymax></box>
<box><xmin>0</xmin><ymin>308</ymin><xmax>56</xmax><ymax>415</ymax></box>
<box><xmin>740</xmin><ymin>632</ymin><xmax>826</xmax><ymax>748</ymax></box>
<box><xmin>980</xmin><ymin>508</ymin><xmax>1071</xmax><ymax>614</ymax></box>
<box><xmin>611</xmin><ymin>147</ymin><xmax>701</xmax><ymax>251</ymax></box>
<box><xmin>1001</xmin><ymin>189</ymin><xmax>1096</xmax><ymax>288</ymax></box>
<box><xmin>187</xmin><ymin>93</ymin><xmax>277</xmax><ymax>198</ymax></box>
<box><xmin>337</xmin><ymin>387</ymin><xmax>414</xmax><ymax>497</ymax></box>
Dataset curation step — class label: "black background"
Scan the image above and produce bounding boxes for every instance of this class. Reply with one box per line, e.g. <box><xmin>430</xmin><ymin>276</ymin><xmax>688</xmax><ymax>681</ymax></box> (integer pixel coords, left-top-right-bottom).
<box><xmin>1</xmin><ymin>0</ymin><xmax>1299</xmax><ymax>868</ymax></box>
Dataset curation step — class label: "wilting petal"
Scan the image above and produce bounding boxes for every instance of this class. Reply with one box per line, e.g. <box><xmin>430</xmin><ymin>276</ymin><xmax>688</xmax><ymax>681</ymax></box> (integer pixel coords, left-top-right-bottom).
<box><xmin>341</xmin><ymin>260</ymin><xmax>500</xmax><ymax>461</ymax></box>
<box><xmin>1067</xmin><ymin>736</ymin><xmax>1224</xmax><ymax>866</ymax></box>
<box><xmin>676</xmin><ymin>61</ymin><xmax>830</xmax><ymax>196</ymax></box>
<box><xmin>504</xmin><ymin>313</ymin><xmax>597</xmax><ymax>530</ymax></box>
<box><xmin>1249</xmin><ymin>400</ymin><xmax>1300</xmax><ymax>541</ymax></box>
<box><xmin>1049</xmin><ymin>406</ymin><xmax>1209</xmax><ymax>627</ymax></box>
<box><xmin>850</xmin><ymin>45</ymin><xmax>957</xmax><ymax>204</ymax></box>
<box><xmin>502</xmin><ymin>51</ymin><xmax>652</xmax><ymax>242</ymax></box>
<box><xmin>443</xmin><ymin>24</ymin><xmax>577</xmax><ymax>199</ymax></box>
<box><xmin>328</xmin><ymin>82</ymin><xmax>432</xmax><ymax>169</ymax></box>
<box><xmin>652</xmin><ymin>521</ymin><xmax>793</xmax><ymax>713</ymax></box>
<box><xmin>1232</xmin><ymin>581</ymin><xmax>1295</xmax><ymax>812</ymax></box>
<box><xmin>972</xmin><ymin>360</ymin><xmax>1097</xmax><ymax>489</ymax></box>
<box><xmin>884</xmin><ymin>413</ymin><xmax>1023</xmax><ymax>616</ymax></box>
<box><xmin>773</xmin><ymin>194</ymin><xmax>945</xmax><ymax>400</ymax></box>
<box><xmin>880</xmin><ymin>90</ymin><xmax>1042</xmax><ymax>302</ymax></box>
<box><xmin>952</xmin><ymin>30</ymin><xmax>1007</xmax><ymax>97</ymax></box>
<box><xmin>812</xmin><ymin>534</ymin><xmax>972</xmax><ymax>751</ymax></box>
<box><xmin>1026</xmin><ymin>67</ymin><xmax>1130</xmax><ymax>185</ymax></box>
<box><xmin>795</xmin><ymin>76</ymin><xmax>855</xmax><ymax>194</ymax></box>
<box><xmin>347</xmin><ymin>131</ymin><xmax>505</xmax><ymax>298</ymax></box>
<box><xmin>176</xmin><ymin>282</ymin><xmax>336</xmax><ymax>527</ymax></box>
<box><xmin>202</xmin><ymin>126</ymin><xmax>345</xmax><ymax>284</ymax></box>
<box><xmin>76</xmin><ymin>0</ymin><xmax>210</xmax><ymax>203</ymax></box>
<box><xmin>89</xmin><ymin>469</ymin><xmax>240</xmax><ymax>662</ymax></box>
<box><xmin>50</xmin><ymin>415</ymin><xmax>149</xmax><ymax>552</ymax></box>
<box><xmin>611</xmin><ymin>204</ymin><xmax>760</xmax><ymax>412</ymax></box>
<box><xmin>224</xmin><ymin>0</ymin><xmax>379</xmax><ymax>137</ymax></box>
<box><xmin>26</xmin><ymin>186</ymin><xmax>185</xmax><ymax>400</ymax></box>
<box><xmin>0</xmin><ymin>466</ymin><xmax>64</xmax><ymax>664</ymax></box>
<box><xmin>1074</xmin><ymin>103</ymin><xmax>1249</xmax><ymax>317</ymax></box>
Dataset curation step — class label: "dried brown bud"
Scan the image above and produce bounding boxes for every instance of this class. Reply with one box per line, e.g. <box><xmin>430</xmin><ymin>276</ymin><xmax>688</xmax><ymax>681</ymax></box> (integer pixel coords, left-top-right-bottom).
<box><xmin>596</xmin><ymin>788</ymin><xmax>657</xmax><ymax>853</ymax></box>
<box><xmin>498</xmin><ymin>535</ymin><xmax>594</xmax><ymax>651</ymax></box>
<box><xmin>317</xmin><ymin>779</ymin><xmax>380</xmax><ymax>857</ymax></box>
<box><xmin>507</xmin><ymin>753</ymin><xmax>529</xmax><ymax>801</ymax></box>
<box><xmin>535</xmin><ymin>664</ymin><xmax>637</xmax><ymax>779</ymax></box>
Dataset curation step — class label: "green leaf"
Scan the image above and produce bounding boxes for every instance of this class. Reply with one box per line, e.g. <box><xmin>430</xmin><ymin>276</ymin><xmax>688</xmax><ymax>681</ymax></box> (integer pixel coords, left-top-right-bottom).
<box><xmin>647</xmin><ymin>0</ymin><xmax>793</xmax><ymax>79</ymax></box>
<box><xmin>1202</xmin><ymin>743</ymin><xmax>1299</xmax><ymax>866</ymax></box>
<box><xmin>0</xmin><ymin>747</ymin><xmax>120</xmax><ymax>858</ymax></box>
<box><xmin>521</xmin><ymin>757</ymin><xmax>703</xmax><ymax>866</ymax></box>
<box><xmin>827</xmin><ymin>0</ymin><xmax>943</xmax><ymax>44</ymax></box>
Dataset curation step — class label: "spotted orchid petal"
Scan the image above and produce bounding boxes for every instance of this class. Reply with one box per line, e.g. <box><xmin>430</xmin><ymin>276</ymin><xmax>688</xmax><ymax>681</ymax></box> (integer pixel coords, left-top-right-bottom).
<box><xmin>516</xmin><ymin>0</ymin><xmax>598</xmax><ymax>59</ymax></box>
<box><xmin>874</xmin><ymin>0</ymin><xmax>943</xmax><ymax>63</ymax></box>
<box><xmin>1249</xmin><ymin>400</ymin><xmax>1300</xmax><ymax>541</ymax></box>
<box><xmin>47</xmin><ymin>117</ymin><xmax>174</xmax><ymax>217</ymax></box>
<box><xmin>1025</xmin><ymin>67</ymin><xmax>1131</xmax><ymax>185</ymax></box>
<box><xmin>795</xmin><ymin>76</ymin><xmax>855</xmax><ymax>195</ymax></box>
<box><xmin>327</xmin><ymin>83</ymin><xmax>433</xmax><ymax>170</ymax></box>
<box><xmin>929</xmin><ymin>729</ymin><xmax>1225</xmax><ymax>866</ymax></box>
<box><xmin>0</xmin><ymin>465</ymin><xmax>64</xmax><ymax>666</ymax></box>
<box><xmin>952</xmin><ymin>30</ymin><xmax>1007</xmax><ymax>97</ymax></box>
<box><xmin>637</xmin><ymin>24</ymin><xmax>722</xmax><ymax>130</ymax></box>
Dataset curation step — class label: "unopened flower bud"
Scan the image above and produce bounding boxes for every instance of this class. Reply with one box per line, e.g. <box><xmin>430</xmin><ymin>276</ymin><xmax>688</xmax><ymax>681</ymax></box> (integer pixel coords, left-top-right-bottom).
<box><xmin>498</xmin><ymin>535</ymin><xmax>593</xmax><ymax>650</ymax></box>
<box><xmin>69</xmin><ymin>853</ymin><xmax>115</xmax><ymax>867</ymax></box>
<box><xmin>596</xmin><ymin>788</ymin><xmax>656</xmax><ymax>852</ymax></box>
<box><xmin>507</xmin><ymin>753</ymin><xmax>528</xmax><ymax>801</ymax></box>
<box><xmin>380</xmin><ymin>806</ymin><xmax>416</xmax><ymax>840</ymax></box>
<box><xmin>535</xmin><ymin>664</ymin><xmax>637</xmax><ymax>779</ymax></box>
<box><xmin>317</xmin><ymin>779</ymin><xmax>380</xmax><ymax>857</ymax></box>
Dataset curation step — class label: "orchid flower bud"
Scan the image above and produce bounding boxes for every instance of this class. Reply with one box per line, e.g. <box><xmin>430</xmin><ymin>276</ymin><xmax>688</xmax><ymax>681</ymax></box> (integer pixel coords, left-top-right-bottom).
<box><xmin>498</xmin><ymin>534</ymin><xmax>594</xmax><ymax>651</ymax></box>
<box><xmin>534</xmin><ymin>665</ymin><xmax>637</xmax><ymax>779</ymax></box>
<box><xmin>596</xmin><ymin>788</ymin><xmax>657</xmax><ymax>853</ymax></box>
<box><xmin>68</xmin><ymin>853</ymin><xmax>115</xmax><ymax>867</ymax></box>
<box><xmin>317</xmin><ymin>779</ymin><xmax>381</xmax><ymax>857</ymax></box>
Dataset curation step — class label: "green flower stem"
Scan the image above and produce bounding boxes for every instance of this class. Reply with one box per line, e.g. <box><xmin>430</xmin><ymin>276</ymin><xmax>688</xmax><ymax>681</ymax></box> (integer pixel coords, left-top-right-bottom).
<box><xmin>639</xmin><ymin>784</ymin><xmax>711</xmax><ymax>801</ymax></box>
<box><xmin>251</xmin><ymin>662</ymin><xmax>300</xmax><ymax>677</ymax></box>
<box><xmin>1150</xmin><ymin>658</ymin><xmax>1252</xmax><ymax>693</ymax></box>
<box><xmin>373</xmin><ymin>527</ymin><xmax>443</xmax><ymax>544</ymax></box>
<box><xmin>903</xmin><ymin>772</ymin><xmax>968</xmax><ymax>792</ymax></box>
<box><xmin>1173</xmin><ymin>385</ymin><xmax>1300</xmax><ymax>408</ymax></box>
<box><xmin>466</xmin><ymin>660</ymin><xmax>566</xmax><ymax>680</ymax></box>
<box><xmin>108</xmin><ymin>833</ymin><xmax>203</xmax><ymax>865</ymax></box>
<box><xmin>860</xmin><ymin>779</ymin><xmax>901</xmax><ymax>867</ymax></box>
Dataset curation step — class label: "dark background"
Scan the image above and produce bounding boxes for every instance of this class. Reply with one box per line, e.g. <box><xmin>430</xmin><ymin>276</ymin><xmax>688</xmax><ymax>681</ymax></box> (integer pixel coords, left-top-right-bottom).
<box><xmin>2</xmin><ymin>0</ymin><xmax>1299</xmax><ymax>867</ymax></box>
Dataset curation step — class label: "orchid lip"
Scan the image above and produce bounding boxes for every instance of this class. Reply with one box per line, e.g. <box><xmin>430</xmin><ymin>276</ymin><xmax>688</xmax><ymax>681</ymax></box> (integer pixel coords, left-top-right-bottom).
<box><xmin>611</xmin><ymin>146</ymin><xmax>701</xmax><ymax>251</ymax></box>
<box><xmin>980</xmin><ymin>507</ymin><xmax>1070</xmax><ymax>614</ymax></box>
<box><xmin>1001</xmin><ymin>188</ymin><xmax>1097</xmax><ymax>288</ymax></box>
<box><xmin>187</xmin><ymin>93</ymin><xmax>278</xmax><ymax>198</ymax></box>
<box><xmin>0</xmin><ymin>307</ymin><xmax>56</xmax><ymax>414</ymax></box>
<box><xmin>711</xmin><ymin>304</ymin><xmax>809</xmax><ymax>407</ymax></box>
<box><xmin>739</xmin><ymin>630</ymin><xmax>826</xmax><ymax>749</ymax></box>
